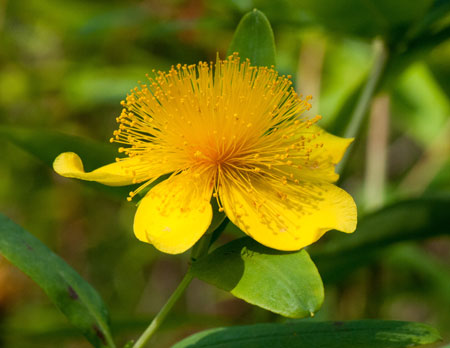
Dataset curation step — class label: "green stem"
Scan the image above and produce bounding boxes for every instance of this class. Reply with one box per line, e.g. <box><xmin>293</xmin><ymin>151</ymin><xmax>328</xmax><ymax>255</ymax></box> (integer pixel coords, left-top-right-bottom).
<box><xmin>131</xmin><ymin>220</ymin><xmax>221</xmax><ymax>348</ymax></box>
<box><xmin>336</xmin><ymin>38</ymin><xmax>388</xmax><ymax>175</ymax></box>
<box><xmin>131</xmin><ymin>273</ymin><xmax>194</xmax><ymax>348</ymax></box>
<box><xmin>190</xmin><ymin>230</ymin><xmax>214</xmax><ymax>262</ymax></box>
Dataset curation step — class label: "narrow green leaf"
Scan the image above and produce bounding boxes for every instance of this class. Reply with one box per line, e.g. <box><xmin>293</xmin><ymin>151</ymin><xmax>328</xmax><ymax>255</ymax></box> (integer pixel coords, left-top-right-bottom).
<box><xmin>227</xmin><ymin>9</ymin><xmax>276</xmax><ymax>67</ymax></box>
<box><xmin>0</xmin><ymin>125</ymin><xmax>135</xmax><ymax>198</ymax></box>
<box><xmin>0</xmin><ymin>213</ymin><xmax>116</xmax><ymax>348</ymax></box>
<box><xmin>311</xmin><ymin>195</ymin><xmax>450</xmax><ymax>283</ymax></box>
<box><xmin>172</xmin><ymin>320</ymin><xmax>441</xmax><ymax>348</ymax></box>
<box><xmin>189</xmin><ymin>237</ymin><xmax>323</xmax><ymax>318</ymax></box>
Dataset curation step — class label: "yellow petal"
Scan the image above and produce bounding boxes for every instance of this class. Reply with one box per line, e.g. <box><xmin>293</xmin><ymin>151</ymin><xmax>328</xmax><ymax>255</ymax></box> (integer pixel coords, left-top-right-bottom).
<box><xmin>221</xmin><ymin>180</ymin><xmax>356</xmax><ymax>251</ymax></box>
<box><xmin>309</xmin><ymin>124</ymin><xmax>353</xmax><ymax>164</ymax></box>
<box><xmin>283</xmin><ymin>125</ymin><xmax>353</xmax><ymax>183</ymax></box>
<box><xmin>134</xmin><ymin>171</ymin><xmax>213</xmax><ymax>254</ymax></box>
<box><xmin>53</xmin><ymin>152</ymin><xmax>140</xmax><ymax>186</ymax></box>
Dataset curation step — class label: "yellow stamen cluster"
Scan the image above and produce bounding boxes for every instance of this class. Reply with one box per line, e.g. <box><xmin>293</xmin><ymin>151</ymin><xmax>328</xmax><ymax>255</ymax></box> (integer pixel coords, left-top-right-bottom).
<box><xmin>111</xmin><ymin>54</ymin><xmax>325</xmax><ymax>216</ymax></box>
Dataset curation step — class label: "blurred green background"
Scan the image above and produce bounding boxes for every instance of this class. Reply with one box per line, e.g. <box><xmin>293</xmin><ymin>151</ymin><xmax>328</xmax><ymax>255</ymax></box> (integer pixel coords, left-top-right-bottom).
<box><xmin>0</xmin><ymin>0</ymin><xmax>449</xmax><ymax>347</ymax></box>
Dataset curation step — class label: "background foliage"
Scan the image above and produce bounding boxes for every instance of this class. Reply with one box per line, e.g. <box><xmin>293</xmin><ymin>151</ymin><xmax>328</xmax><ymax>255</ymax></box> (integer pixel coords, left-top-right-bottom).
<box><xmin>0</xmin><ymin>0</ymin><xmax>449</xmax><ymax>347</ymax></box>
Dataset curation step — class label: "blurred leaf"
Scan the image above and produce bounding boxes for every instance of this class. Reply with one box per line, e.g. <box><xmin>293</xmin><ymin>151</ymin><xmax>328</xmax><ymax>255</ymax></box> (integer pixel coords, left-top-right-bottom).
<box><xmin>227</xmin><ymin>9</ymin><xmax>276</xmax><ymax>67</ymax></box>
<box><xmin>427</xmin><ymin>41</ymin><xmax>450</xmax><ymax>100</ymax></box>
<box><xmin>172</xmin><ymin>319</ymin><xmax>441</xmax><ymax>348</ymax></box>
<box><xmin>327</xmin><ymin>77</ymin><xmax>365</xmax><ymax>136</ymax></box>
<box><xmin>298</xmin><ymin>0</ymin><xmax>433</xmax><ymax>40</ymax></box>
<box><xmin>0</xmin><ymin>125</ymin><xmax>115</xmax><ymax>168</ymax></box>
<box><xmin>0</xmin><ymin>125</ymin><xmax>135</xmax><ymax>198</ymax></box>
<box><xmin>384</xmin><ymin>244</ymin><xmax>450</xmax><ymax>307</ymax></box>
<box><xmin>409</xmin><ymin>0</ymin><xmax>450</xmax><ymax>38</ymax></box>
<box><xmin>382</xmin><ymin>26</ymin><xmax>450</xmax><ymax>89</ymax></box>
<box><xmin>78</xmin><ymin>6</ymin><xmax>147</xmax><ymax>36</ymax></box>
<box><xmin>317</xmin><ymin>38</ymin><xmax>372</xmax><ymax>128</ymax></box>
<box><xmin>63</xmin><ymin>64</ymin><xmax>168</xmax><ymax>108</ymax></box>
<box><xmin>122</xmin><ymin>341</ymin><xmax>134</xmax><ymax>348</ymax></box>
<box><xmin>426</xmin><ymin>160</ymin><xmax>450</xmax><ymax>192</ymax></box>
<box><xmin>329</xmin><ymin>38</ymin><xmax>449</xmax><ymax>142</ymax></box>
<box><xmin>0</xmin><ymin>213</ymin><xmax>115</xmax><ymax>348</ymax></box>
<box><xmin>190</xmin><ymin>237</ymin><xmax>323</xmax><ymax>318</ymax></box>
<box><xmin>312</xmin><ymin>195</ymin><xmax>450</xmax><ymax>283</ymax></box>
<box><xmin>391</xmin><ymin>62</ymin><xmax>450</xmax><ymax>145</ymax></box>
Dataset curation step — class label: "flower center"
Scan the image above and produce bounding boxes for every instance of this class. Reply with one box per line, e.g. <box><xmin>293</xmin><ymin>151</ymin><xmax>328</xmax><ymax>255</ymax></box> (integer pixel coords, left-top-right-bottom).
<box><xmin>110</xmin><ymin>54</ymin><xmax>321</xmax><ymax>203</ymax></box>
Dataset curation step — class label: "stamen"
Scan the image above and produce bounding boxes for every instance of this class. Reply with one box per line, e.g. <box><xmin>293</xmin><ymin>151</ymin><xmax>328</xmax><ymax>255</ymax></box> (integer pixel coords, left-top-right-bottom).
<box><xmin>110</xmin><ymin>54</ymin><xmax>325</xmax><ymax>226</ymax></box>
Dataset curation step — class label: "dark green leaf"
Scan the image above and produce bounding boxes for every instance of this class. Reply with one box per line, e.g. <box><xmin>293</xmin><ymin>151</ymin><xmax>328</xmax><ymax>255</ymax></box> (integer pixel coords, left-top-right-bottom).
<box><xmin>311</xmin><ymin>195</ymin><xmax>450</xmax><ymax>283</ymax></box>
<box><xmin>227</xmin><ymin>9</ymin><xmax>276</xmax><ymax>67</ymax></box>
<box><xmin>0</xmin><ymin>213</ymin><xmax>115</xmax><ymax>348</ymax></box>
<box><xmin>0</xmin><ymin>125</ymin><xmax>136</xmax><ymax>198</ymax></box>
<box><xmin>299</xmin><ymin>0</ymin><xmax>433</xmax><ymax>40</ymax></box>
<box><xmin>172</xmin><ymin>320</ymin><xmax>441</xmax><ymax>348</ymax></box>
<box><xmin>190</xmin><ymin>237</ymin><xmax>323</xmax><ymax>318</ymax></box>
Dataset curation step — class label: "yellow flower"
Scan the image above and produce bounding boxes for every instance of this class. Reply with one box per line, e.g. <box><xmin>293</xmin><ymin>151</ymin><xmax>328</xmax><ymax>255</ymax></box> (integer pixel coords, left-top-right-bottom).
<box><xmin>53</xmin><ymin>54</ymin><xmax>357</xmax><ymax>254</ymax></box>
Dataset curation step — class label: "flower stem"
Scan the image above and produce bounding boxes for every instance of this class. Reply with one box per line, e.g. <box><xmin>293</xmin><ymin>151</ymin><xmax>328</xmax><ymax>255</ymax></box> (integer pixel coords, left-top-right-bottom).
<box><xmin>131</xmin><ymin>223</ymin><xmax>219</xmax><ymax>348</ymax></box>
<box><xmin>131</xmin><ymin>273</ymin><xmax>193</xmax><ymax>348</ymax></box>
<box><xmin>336</xmin><ymin>38</ymin><xmax>388</xmax><ymax>175</ymax></box>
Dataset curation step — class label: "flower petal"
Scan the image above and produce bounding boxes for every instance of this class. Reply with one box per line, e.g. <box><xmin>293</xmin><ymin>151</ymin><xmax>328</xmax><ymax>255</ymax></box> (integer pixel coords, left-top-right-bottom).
<box><xmin>53</xmin><ymin>152</ymin><xmax>140</xmax><ymax>186</ymax></box>
<box><xmin>283</xmin><ymin>125</ymin><xmax>353</xmax><ymax>183</ymax></box>
<box><xmin>309</xmin><ymin>124</ymin><xmax>353</xmax><ymax>164</ymax></box>
<box><xmin>221</xmin><ymin>180</ymin><xmax>356</xmax><ymax>251</ymax></box>
<box><xmin>134</xmin><ymin>171</ymin><xmax>213</xmax><ymax>254</ymax></box>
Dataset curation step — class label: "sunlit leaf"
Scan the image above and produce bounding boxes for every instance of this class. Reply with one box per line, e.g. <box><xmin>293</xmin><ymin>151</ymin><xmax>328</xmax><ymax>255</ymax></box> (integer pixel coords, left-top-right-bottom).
<box><xmin>172</xmin><ymin>320</ymin><xmax>441</xmax><ymax>348</ymax></box>
<box><xmin>0</xmin><ymin>213</ymin><xmax>115</xmax><ymax>348</ymax></box>
<box><xmin>190</xmin><ymin>237</ymin><xmax>323</xmax><ymax>318</ymax></box>
<box><xmin>227</xmin><ymin>9</ymin><xmax>276</xmax><ymax>67</ymax></box>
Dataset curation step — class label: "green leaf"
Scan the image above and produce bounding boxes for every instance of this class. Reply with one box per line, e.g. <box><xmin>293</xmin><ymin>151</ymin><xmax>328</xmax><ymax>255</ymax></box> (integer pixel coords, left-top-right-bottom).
<box><xmin>0</xmin><ymin>125</ymin><xmax>135</xmax><ymax>198</ymax></box>
<box><xmin>172</xmin><ymin>320</ymin><xmax>441</xmax><ymax>348</ymax></box>
<box><xmin>189</xmin><ymin>237</ymin><xmax>323</xmax><ymax>318</ymax></box>
<box><xmin>0</xmin><ymin>213</ymin><xmax>116</xmax><ymax>348</ymax></box>
<box><xmin>227</xmin><ymin>9</ymin><xmax>276</xmax><ymax>67</ymax></box>
<box><xmin>311</xmin><ymin>195</ymin><xmax>450</xmax><ymax>283</ymax></box>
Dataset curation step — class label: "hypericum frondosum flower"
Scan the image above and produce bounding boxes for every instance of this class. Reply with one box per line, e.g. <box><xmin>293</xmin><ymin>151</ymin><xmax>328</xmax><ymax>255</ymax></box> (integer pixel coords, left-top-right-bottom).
<box><xmin>53</xmin><ymin>54</ymin><xmax>356</xmax><ymax>254</ymax></box>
